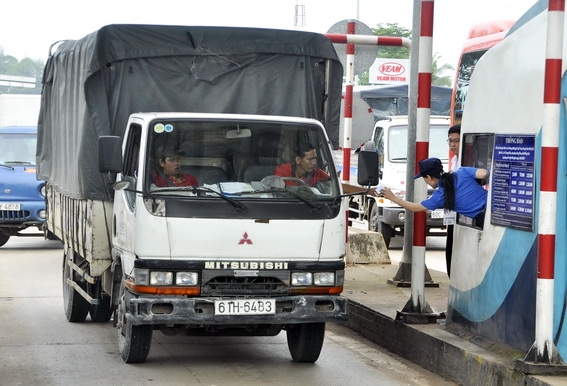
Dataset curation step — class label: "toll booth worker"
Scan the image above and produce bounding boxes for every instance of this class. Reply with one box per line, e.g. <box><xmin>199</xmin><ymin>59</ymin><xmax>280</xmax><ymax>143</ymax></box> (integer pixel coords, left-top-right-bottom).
<box><xmin>379</xmin><ymin>157</ymin><xmax>488</xmax><ymax>228</ymax></box>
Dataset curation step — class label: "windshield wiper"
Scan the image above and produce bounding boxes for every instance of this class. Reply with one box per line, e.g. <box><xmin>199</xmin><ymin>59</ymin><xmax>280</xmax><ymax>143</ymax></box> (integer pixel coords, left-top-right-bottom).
<box><xmin>265</xmin><ymin>187</ymin><xmax>322</xmax><ymax>211</ymax></box>
<box><xmin>0</xmin><ymin>163</ymin><xmax>15</xmax><ymax>170</ymax></box>
<box><xmin>152</xmin><ymin>186</ymin><xmax>247</xmax><ymax>211</ymax></box>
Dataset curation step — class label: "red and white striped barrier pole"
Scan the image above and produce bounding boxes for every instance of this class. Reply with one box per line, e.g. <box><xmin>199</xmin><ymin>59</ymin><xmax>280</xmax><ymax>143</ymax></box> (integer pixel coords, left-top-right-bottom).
<box><xmin>407</xmin><ymin>0</ymin><xmax>434</xmax><ymax>313</ymax></box>
<box><xmin>325</xmin><ymin>34</ymin><xmax>411</xmax><ymax>49</ymax></box>
<box><xmin>341</xmin><ymin>20</ymin><xmax>356</xmax><ymax>183</ymax></box>
<box><xmin>526</xmin><ymin>0</ymin><xmax>565</xmax><ymax>364</ymax></box>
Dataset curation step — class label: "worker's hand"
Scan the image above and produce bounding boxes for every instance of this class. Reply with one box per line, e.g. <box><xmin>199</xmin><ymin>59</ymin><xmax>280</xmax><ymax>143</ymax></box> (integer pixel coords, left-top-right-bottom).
<box><xmin>379</xmin><ymin>186</ymin><xmax>395</xmax><ymax>201</ymax></box>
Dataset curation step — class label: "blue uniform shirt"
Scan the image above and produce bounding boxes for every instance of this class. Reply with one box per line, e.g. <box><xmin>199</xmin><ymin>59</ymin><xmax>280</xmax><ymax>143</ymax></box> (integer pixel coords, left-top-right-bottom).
<box><xmin>420</xmin><ymin>167</ymin><xmax>487</xmax><ymax>218</ymax></box>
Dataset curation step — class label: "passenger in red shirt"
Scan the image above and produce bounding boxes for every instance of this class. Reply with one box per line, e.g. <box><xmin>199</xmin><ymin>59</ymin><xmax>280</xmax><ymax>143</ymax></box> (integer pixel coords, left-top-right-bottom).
<box><xmin>152</xmin><ymin>148</ymin><xmax>198</xmax><ymax>187</ymax></box>
<box><xmin>274</xmin><ymin>143</ymin><xmax>330</xmax><ymax>187</ymax></box>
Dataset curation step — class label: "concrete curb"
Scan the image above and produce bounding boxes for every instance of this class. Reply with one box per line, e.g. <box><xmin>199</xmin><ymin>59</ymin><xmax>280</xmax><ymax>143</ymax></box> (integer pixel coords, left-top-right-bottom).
<box><xmin>343</xmin><ymin>300</ymin><xmax>559</xmax><ymax>386</ymax></box>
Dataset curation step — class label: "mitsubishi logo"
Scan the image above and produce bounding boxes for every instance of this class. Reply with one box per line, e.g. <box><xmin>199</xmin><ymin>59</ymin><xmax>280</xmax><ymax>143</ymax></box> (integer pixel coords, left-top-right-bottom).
<box><xmin>238</xmin><ymin>232</ymin><xmax>253</xmax><ymax>245</ymax></box>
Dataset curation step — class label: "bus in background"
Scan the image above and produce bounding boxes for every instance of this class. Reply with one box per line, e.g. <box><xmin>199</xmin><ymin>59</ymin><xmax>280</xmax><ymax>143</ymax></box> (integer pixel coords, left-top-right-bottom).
<box><xmin>451</xmin><ymin>20</ymin><xmax>515</xmax><ymax>127</ymax></box>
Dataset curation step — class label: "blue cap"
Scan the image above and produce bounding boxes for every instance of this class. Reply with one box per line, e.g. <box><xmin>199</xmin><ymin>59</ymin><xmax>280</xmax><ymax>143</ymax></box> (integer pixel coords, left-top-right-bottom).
<box><xmin>414</xmin><ymin>157</ymin><xmax>443</xmax><ymax>179</ymax></box>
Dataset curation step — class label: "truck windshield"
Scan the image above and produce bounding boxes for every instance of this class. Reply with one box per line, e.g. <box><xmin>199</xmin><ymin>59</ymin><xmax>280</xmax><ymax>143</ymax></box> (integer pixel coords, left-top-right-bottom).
<box><xmin>145</xmin><ymin>118</ymin><xmax>340</xmax><ymax>199</ymax></box>
<box><xmin>387</xmin><ymin>125</ymin><xmax>449</xmax><ymax>162</ymax></box>
<box><xmin>0</xmin><ymin>133</ymin><xmax>36</xmax><ymax>164</ymax></box>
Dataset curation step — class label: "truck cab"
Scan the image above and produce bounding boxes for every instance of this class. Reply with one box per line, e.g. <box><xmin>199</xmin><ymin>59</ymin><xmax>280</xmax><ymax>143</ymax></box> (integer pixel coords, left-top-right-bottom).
<box><xmin>0</xmin><ymin>126</ymin><xmax>45</xmax><ymax>246</ymax></box>
<box><xmin>350</xmin><ymin>115</ymin><xmax>450</xmax><ymax>247</ymax></box>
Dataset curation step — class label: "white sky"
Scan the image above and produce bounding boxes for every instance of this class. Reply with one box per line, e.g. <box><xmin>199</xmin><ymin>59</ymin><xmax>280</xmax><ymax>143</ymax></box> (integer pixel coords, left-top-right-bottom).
<box><xmin>2</xmin><ymin>0</ymin><xmax>537</xmax><ymax>75</ymax></box>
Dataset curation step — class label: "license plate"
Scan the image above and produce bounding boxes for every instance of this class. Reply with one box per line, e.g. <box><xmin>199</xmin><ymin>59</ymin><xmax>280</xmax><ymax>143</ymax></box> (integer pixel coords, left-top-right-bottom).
<box><xmin>431</xmin><ymin>209</ymin><xmax>444</xmax><ymax>219</ymax></box>
<box><xmin>214</xmin><ymin>299</ymin><xmax>276</xmax><ymax>315</ymax></box>
<box><xmin>0</xmin><ymin>203</ymin><xmax>21</xmax><ymax>211</ymax></box>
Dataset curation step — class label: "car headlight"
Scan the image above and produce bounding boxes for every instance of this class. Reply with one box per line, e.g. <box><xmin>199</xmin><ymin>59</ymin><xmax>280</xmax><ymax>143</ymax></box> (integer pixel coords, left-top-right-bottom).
<box><xmin>291</xmin><ymin>272</ymin><xmax>312</xmax><ymax>286</ymax></box>
<box><xmin>314</xmin><ymin>272</ymin><xmax>335</xmax><ymax>286</ymax></box>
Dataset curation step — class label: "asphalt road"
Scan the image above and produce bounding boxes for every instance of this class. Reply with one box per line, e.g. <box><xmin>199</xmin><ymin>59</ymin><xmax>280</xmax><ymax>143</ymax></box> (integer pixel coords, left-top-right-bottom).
<box><xmin>0</xmin><ymin>234</ymin><xmax>455</xmax><ymax>386</ymax></box>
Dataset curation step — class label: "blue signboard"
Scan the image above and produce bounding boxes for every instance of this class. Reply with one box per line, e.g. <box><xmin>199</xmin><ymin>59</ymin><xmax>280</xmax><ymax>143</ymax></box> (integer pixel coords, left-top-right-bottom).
<box><xmin>490</xmin><ymin>135</ymin><xmax>535</xmax><ymax>231</ymax></box>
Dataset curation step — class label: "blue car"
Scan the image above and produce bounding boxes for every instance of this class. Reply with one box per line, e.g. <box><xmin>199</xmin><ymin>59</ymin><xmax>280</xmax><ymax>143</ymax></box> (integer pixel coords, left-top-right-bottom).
<box><xmin>0</xmin><ymin>126</ymin><xmax>46</xmax><ymax>246</ymax></box>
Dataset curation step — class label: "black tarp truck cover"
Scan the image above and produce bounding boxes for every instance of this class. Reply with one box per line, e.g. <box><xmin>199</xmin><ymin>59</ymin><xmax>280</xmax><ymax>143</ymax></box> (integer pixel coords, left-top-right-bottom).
<box><xmin>37</xmin><ymin>24</ymin><xmax>343</xmax><ymax>200</ymax></box>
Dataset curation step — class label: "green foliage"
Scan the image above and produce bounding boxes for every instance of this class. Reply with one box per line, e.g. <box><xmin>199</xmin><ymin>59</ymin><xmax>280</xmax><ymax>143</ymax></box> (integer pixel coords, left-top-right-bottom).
<box><xmin>373</xmin><ymin>23</ymin><xmax>411</xmax><ymax>60</ymax></box>
<box><xmin>431</xmin><ymin>53</ymin><xmax>454</xmax><ymax>87</ymax></box>
<box><xmin>0</xmin><ymin>47</ymin><xmax>44</xmax><ymax>94</ymax></box>
<box><xmin>357</xmin><ymin>23</ymin><xmax>454</xmax><ymax>87</ymax></box>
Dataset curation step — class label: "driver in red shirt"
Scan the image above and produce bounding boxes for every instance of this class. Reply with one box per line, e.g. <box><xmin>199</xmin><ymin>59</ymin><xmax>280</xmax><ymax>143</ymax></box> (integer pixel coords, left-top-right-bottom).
<box><xmin>152</xmin><ymin>147</ymin><xmax>198</xmax><ymax>187</ymax></box>
<box><xmin>274</xmin><ymin>142</ymin><xmax>330</xmax><ymax>187</ymax></box>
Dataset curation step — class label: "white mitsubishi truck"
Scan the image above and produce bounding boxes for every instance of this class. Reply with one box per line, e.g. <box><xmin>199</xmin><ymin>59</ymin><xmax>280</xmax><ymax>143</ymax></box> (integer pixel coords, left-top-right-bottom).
<box><xmin>38</xmin><ymin>25</ymin><xmax>349</xmax><ymax>364</ymax></box>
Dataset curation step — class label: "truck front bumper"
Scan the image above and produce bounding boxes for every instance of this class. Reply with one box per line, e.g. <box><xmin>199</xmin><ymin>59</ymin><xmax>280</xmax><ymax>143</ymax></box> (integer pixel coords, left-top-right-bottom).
<box><xmin>125</xmin><ymin>294</ymin><xmax>348</xmax><ymax>325</ymax></box>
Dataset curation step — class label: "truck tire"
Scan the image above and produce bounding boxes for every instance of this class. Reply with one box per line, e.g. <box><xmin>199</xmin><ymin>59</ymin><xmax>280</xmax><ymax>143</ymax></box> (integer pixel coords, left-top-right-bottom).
<box><xmin>286</xmin><ymin>322</ymin><xmax>325</xmax><ymax>363</ymax></box>
<box><xmin>377</xmin><ymin>221</ymin><xmax>393</xmax><ymax>248</ymax></box>
<box><xmin>0</xmin><ymin>233</ymin><xmax>10</xmax><ymax>247</ymax></box>
<box><xmin>117</xmin><ymin>277</ymin><xmax>152</xmax><ymax>363</ymax></box>
<box><xmin>369</xmin><ymin>204</ymin><xmax>393</xmax><ymax>248</ymax></box>
<box><xmin>62</xmin><ymin>251</ymin><xmax>90</xmax><ymax>322</ymax></box>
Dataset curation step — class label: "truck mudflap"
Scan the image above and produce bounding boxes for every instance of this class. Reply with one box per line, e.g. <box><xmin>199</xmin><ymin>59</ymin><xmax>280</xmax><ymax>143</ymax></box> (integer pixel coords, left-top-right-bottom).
<box><xmin>125</xmin><ymin>294</ymin><xmax>348</xmax><ymax>326</ymax></box>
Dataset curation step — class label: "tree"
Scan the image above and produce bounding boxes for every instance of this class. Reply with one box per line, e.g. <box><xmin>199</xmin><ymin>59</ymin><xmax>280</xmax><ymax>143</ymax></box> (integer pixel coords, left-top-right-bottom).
<box><xmin>0</xmin><ymin>47</ymin><xmax>44</xmax><ymax>94</ymax></box>
<box><xmin>431</xmin><ymin>53</ymin><xmax>454</xmax><ymax>87</ymax></box>
<box><xmin>357</xmin><ymin>23</ymin><xmax>453</xmax><ymax>87</ymax></box>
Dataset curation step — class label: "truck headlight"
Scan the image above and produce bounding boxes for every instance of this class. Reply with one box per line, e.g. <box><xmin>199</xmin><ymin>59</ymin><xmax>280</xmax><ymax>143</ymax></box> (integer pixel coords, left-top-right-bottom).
<box><xmin>291</xmin><ymin>272</ymin><xmax>312</xmax><ymax>286</ymax></box>
<box><xmin>134</xmin><ymin>269</ymin><xmax>149</xmax><ymax>285</ymax></box>
<box><xmin>314</xmin><ymin>272</ymin><xmax>335</xmax><ymax>286</ymax></box>
<box><xmin>176</xmin><ymin>272</ymin><xmax>199</xmax><ymax>286</ymax></box>
<box><xmin>150</xmin><ymin>271</ymin><xmax>173</xmax><ymax>285</ymax></box>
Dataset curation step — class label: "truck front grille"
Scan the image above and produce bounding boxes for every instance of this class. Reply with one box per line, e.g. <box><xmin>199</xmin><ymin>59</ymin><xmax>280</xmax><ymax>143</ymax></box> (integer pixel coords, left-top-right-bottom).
<box><xmin>202</xmin><ymin>276</ymin><xmax>288</xmax><ymax>296</ymax></box>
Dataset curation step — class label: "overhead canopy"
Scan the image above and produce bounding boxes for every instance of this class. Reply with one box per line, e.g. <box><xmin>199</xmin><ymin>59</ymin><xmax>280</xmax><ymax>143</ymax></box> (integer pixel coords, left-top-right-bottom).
<box><xmin>360</xmin><ymin>84</ymin><xmax>452</xmax><ymax>119</ymax></box>
<box><xmin>37</xmin><ymin>25</ymin><xmax>343</xmax><ymax>199</ymax></box>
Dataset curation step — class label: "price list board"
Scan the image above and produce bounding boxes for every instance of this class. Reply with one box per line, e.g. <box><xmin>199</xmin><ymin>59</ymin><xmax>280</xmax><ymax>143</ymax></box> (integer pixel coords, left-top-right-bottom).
<box><xmin>490</xmin><ymin>135</ymin><xmax>535</xmax><ymax>231</ymax></box>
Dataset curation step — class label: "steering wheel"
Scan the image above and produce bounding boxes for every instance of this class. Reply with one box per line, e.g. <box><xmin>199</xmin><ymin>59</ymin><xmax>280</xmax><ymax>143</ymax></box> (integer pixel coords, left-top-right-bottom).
<box><xmin>279</xmin><ymin>177</ymin><xmax>308</xmax><ymax>186</ymax></box>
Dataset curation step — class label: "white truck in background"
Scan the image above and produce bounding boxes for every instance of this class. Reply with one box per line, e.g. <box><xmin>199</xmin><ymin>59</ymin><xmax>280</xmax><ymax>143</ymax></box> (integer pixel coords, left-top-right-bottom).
<box><xmin>38</xmin><ymin>25</ymin><xmax>350</xmax><ymax>364</ymax></box>
<box><xmin>348</xmin><ymin>115</ymin><xmax>450</xmax><ymax>247</ymax></box>
<box><xmin>0</xmin><ymin>94</ymin><xmax>41</xmax><ymax>126</ymax></box>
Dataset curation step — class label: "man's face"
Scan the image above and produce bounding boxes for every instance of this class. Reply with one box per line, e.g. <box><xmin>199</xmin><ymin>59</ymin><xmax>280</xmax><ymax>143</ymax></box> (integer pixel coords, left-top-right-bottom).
<box><xmin>296</xmin><ymin>149</ymin><xmax>318</xmax><ymax>173</ymax></box>
<box><xmin>448</xmin><ymin>133</ymin><xmax>460</xmax><ymax>156</ymax></box>
<box><xmin>159</xmin><ymin>155</ymin><xmax>181</xmax><ymax>176</ymax></box>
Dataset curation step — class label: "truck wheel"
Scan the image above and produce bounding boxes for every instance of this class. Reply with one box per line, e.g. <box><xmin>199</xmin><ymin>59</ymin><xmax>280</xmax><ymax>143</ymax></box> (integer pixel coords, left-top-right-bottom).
<box><xmin>117</xmin><ymin>277</ymin><xmax>152</xmax><ymax>363</ymax></box>
<box><xmin>377</xmin><ymin>221</ymin><xmax>393</xmax><ymax>248</ymax></box>
<box><xmin>286</xmin><ymin>322</ymin><xmax>325</xmax><ymax>363</ymax></box>
<box><xmin>62</xmin><ymin>251</ymin><xmax>89</xmax><ymax>322</ymax></box>
<box><xmin>369</xmin><ymin>204</ymin><xmax>392</xmax><ymax>248</ymax></box>
<box><xmin>0</xmin><ymin>233</ymin><xmax>10</xmax><ymax>247</ymax></box>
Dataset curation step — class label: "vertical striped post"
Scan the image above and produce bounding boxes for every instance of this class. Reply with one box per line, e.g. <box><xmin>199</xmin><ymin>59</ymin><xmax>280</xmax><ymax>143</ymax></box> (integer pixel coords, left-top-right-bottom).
<box><xmin>410</xmin><ymin>0</ymin><xmax>434</xmax><ymax>311</ymax></box>
<box><xmin>527</xmin><ymin>0</ymin><xmax>565</xmax><ymax>364</ymax></box>
<box><xmin>342</xmin><ymin>20</ymin><xmax>356</xmax><ymax>183</ymax></box>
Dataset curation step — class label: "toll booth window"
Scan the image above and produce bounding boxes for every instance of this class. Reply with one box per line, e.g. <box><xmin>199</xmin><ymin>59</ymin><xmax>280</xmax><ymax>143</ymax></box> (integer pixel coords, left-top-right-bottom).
<box><xmin>459</xmin><ymin>133</ymin><xmax>494</xmax><ymax>229</ymax></box>
<box><xmin>461</xmin><ymin>133</ymin><xmax>494</xmax><ymax>170</ymax></box>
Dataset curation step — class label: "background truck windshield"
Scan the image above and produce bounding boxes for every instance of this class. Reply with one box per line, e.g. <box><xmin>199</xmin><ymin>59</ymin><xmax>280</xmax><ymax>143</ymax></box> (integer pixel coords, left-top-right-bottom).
<box><xmin>386</xmin><ymin>125</ymin><xmax>449</xmax><ymax>162</ymax></box>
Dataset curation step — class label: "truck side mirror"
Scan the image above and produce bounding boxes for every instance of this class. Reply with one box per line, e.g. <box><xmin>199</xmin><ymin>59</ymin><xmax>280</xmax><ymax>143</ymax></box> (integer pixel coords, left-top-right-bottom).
<box><xmin>98</xmin><ymin>135</ymin><xmax>123</xmax><ymax>173</ymax></box>
<box><xmin>357</xmin><ymin>141</ymin><xmax>379</xmax><ymax>186</ymax></box>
